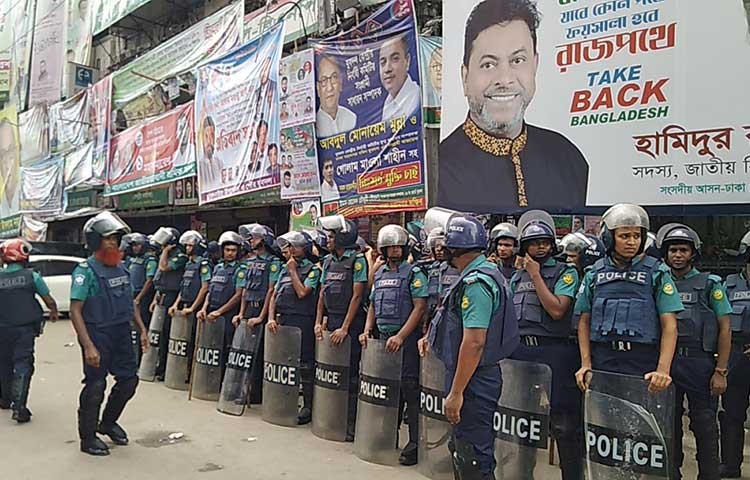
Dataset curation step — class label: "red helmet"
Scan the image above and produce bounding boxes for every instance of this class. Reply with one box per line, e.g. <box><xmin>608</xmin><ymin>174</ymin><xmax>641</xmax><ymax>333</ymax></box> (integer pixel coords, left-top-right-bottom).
<box><xmin>0</xmin><ymin>238</ymin><xmax>32</xmax><ymax>263</ymax></box>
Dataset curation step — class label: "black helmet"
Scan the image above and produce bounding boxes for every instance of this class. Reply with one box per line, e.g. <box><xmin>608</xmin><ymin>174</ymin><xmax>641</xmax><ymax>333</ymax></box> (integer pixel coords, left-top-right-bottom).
<box><xmin>656</xmin><ymin>223</ymin><xmax>701</xmax><ymax>261</ymax></box>
<box><xmin>517</xmin><ymin>210</ymin><xmax>557</xmax><ymax>256</ymax></box>
<box><xmin>84</xmin><ymin>212</ymin><xmax>131</xmax><ymax>250</ymax></box>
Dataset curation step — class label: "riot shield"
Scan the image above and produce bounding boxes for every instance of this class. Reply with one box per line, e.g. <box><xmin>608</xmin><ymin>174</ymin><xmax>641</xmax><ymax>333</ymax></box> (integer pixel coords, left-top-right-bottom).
<box><xmin>418</xmin><ymin>351</ymin><xmax>452</xmax><ymax>480</ymax></box>
<box><xmin>584</xmin><ymin>370</ymin><xmax>675</xmax><ymax>480</ymax></box>
<box><xmin>164</xmin><ymin>312</ymin><xmax>194</xmax><ymax>391</ymax></box>
<box><xmin>217</xmin><ymin>320</ymin><xmax>263</xmax><ymax>416</ymax></box>
<box><xmin>311</xmin><ymin>332</ymin><xmax>351</xmax><ymax>441</ymax></box>
<box><xmin>138</xmin><ymin>305</ymin><xmax>166</xmax><ymax>382</ymax></box>
<box><xmin>191</xmin><ymin>317</ymin><xmax>226</xmax><ymax>401</ymax></box>
<box><xmin>354</xmin><ymin>339</ymin><xmax>403</xmax><ymax>466</ymax></box>
<box><xmin>495</xmin><ymin>359</ymin><xmax>552</xmax><ymax>480</ymax></box>
<box><xmin>261</xmin><ymin>325</ymin><xmax>302</xmax><ymax>427</ymax></box>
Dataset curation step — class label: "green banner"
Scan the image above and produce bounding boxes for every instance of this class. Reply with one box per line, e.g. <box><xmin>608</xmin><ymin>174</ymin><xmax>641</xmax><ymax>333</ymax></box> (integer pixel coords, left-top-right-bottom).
<box><xmin>66</xmin><ymin>189</ymin><xmax>96</xmax><ymax>211</ymax></box>
<box><xmin>92</xmin><ymin>0</ymin><xmax>151</xmax><ymax>35</ymax></box>
<box><xmin>0</xmin><ymin>215</ymin><xmax>21</xmax><ymax>238</ymax></box>
<box><xmin>221</xmin><ymin>187</ymin><xmax>282</xmax><ymax>207</ymax></box>
<box><xmin>243</xmin><ymin>0</ymin><xmax>320</xmax><ymax>44</ymax></box>
<box><xmin>116</xmin><ymin>185</ymin><xmax>171</xmax><ymax>210</ymax></box>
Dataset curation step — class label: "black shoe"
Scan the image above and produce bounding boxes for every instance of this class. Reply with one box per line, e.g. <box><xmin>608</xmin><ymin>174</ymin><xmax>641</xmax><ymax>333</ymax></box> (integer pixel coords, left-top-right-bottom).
<box><xmin>720</xmin><ymin>465</ymin><xmax>742</xmax><ymax>478</ymax></box>
<box><xmin>297</xmin><ymin>407</ymin><xmax>312</xmax><ymax>425</ymax></box>
<box><xmin>80</xmin><ymin>437</ymin><xmax>110</xmax><ymax>456</ymax></box>
<box><xmin>345</xmin><ymin>433</ymin><xmax>354</xmax><ymax>442</ymax></box>
<box><xmin>155</xmin><ymin>375</ymin><xmax>165</xmax><ymax>382</ymax></box>
<box><xmin>0</xmin><ymin>398</ymin><xmax>11</xmax><ymax>409</ymax></box>
<box><xmin>399</xmin><ymin>442</ymin><xmax>418</xmax><ymax>466</ymax></box>
<box><xmin>12</xmin><ymin>408</ymin><xmax>32</xmax><ymax>423</ymax></box>
<box><xmin>98</xmin><ymin>422</ymin><xmax>129</xmax><ymax>445</ymax></box>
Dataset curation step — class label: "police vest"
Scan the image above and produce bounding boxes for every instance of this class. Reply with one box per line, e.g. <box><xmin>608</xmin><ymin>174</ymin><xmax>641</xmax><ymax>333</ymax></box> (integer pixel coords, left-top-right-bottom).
<box><xmin>153</xmin><ymin>254</ymin><xmax>185</xmax><ymax>293</ymax></box>
<box><xmin>430</xmin><ymin>264</ymin><xmax>519</xmax><ymax>371</ymax></box>
<box><xmin>322</xmin><ymin>254</ymin><xmax>358</xmax><ymax>317</ymax></box>
<box><xmin>673</xmin><ymin>273</ymin><xmax>718</xmax><ymax>352</ymax></box>
<box><xmin>82</xmin><ymin>261</ymin><xmax>134</xmax><ymax>327</ymax></box>
<box><xmin>590</xmin><ymin>256</ymin><xmax>660</xmax><ymax>345</ymax></box>
<box><xmin>726</xmin><ymin>273</ymin><xmax>750</xmax><ymax>337</ymax></box>
<box><xmin>275</xmin><ymin>262</ymin><xmax>316</xmax><ymax>316</ymax></box>
<box><xmin>426</xmin><ymin>261</ymin><xmax>441</xmax><ymax>316</ymax></box>
<box><xmin>373</xmin><ymin>263</ymin><xmax>417</xmax><ymax>329</ymax></box>
<box><xmin>0</xmin><ymin>268</ymin><xmax>44</xmax><ymax>327</ymax></box>
<box><xmin>128</xmin><ymin>255</ymin><xmax>147</xmax><ymax>292</ymax></box>
<box><xmin>499</xmin><ymin>263</ymin><xmax>516</xmax><ymax>281</ymax></box>
<box><xmin>243</xmin><ymin>255</ymin><xmax>273</xmax><ymax>304</ymax></box>
<box><xmin>208</xmin><ymin>262</ymin><xmax>239</xmax><ymax>311</ymax></box>
<box><xmin>180</xmin><ymin>260</ymin><xmax>205</xmax><ymax>305</ymax></box>
<box><xmin>440</xmin><ymin>263</ymin><xmax>460</xmax><ymax>304</ymax></box>
<box><xmin>513</xmin><ymin>262</ymin><xmax>572</xmax><ymax>338</ymax></box>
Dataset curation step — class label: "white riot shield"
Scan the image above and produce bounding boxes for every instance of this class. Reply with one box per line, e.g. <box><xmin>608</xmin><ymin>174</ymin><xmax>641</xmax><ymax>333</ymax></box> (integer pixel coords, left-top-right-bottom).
<box><xmin>138</xmin><ymin>305</ymin><xmax>166</xmax><ymax>382</ymax></box>
<box><xmin>262</xmin><ymin>325</ymin><xmax>302</xmax><ymax>427</ymax></box>
<box><xmin>418</xmin><ymin>351</ymin><xmax>452</xmax><ymax>480</ymax></box>
<box><xmin>312</xmin><ymin>332</ymin><xmax>352</xmax><ymax>441</ymax></box>
<box><xmin>191</xmin><ymin>317</ymin><xmax>226</xmax><ymax>401</ymax></box>
<box><xmin>217</xmin><ymin>320</ymin><xmax>263</xmax><ymax>416</ymax></box>
<box><xmin>164</xmin><ymin>312</ymin><xmax>193</xmax><ymax>391</ymax></box>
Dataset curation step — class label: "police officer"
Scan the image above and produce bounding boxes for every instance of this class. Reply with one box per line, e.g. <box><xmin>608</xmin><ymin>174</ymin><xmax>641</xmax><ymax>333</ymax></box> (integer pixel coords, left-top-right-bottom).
<box><xmin>420</xmin><ymin>215</ymin><xmax>519</xmax><ymax>480</ymax></box>
<box><xmin>719</xmin><ymin>229</ymin><xmax>750</xmax><ymax>478</ymax></box>
<box><xmin>206</xmin><ymin>241</ymin><xmax>221</xmax><ymax>268</ymax></box>
<box><xmin>656</xmin><ymin>223</ymin><xmax>731</xmax><ymax>480</ymax></box>
<box><xmin>489</xmin><ymin>222</ymin><xmax>519</xmax><ymax>280</ymax></box>
<box><xmin>360</xmin><ymin>225</ymin><xmax>428</xmax><ymax>466</ymax></box>
<box><xmin>575</xmin><ymin>204</ymin><xmax>681</xmax><ymax>393</ymax></box>
<box><xmin>197</xmin><ymin>231</ymin><xmax>246</xmax><ymax>377</ymax></box>
<box><xmin>124</xmin><ymin>233</ymin><xmax>149</xmax><ymax>362</ymax></box>
<box><xmin>425</xmin><ymin>227</ymin><xmax>460</xmax><ymax>328</ymax></box>
<box><xmin>509</xmin><ymin>211</ymin><xmax>582</xmax><ymax>479</ymax></box>
<box><xmin>315</xmin><ymin>215</ymin><xmax>368</xmax><ymax>440</ymax></box>
<box><xmin>69</xmin><ymin>212</ymin><xmax>149</xmax><ymax>456</ymax></box>
<box><xmin>133</xmin><ymin>238</ymin><xmax>158</xmax><ymax>339</ymax></box>
<box><xmin>268</xmin><ymin>231</ymin><xmax>321</xmax><ymax>424</ymax></box>
<box><xmin>0</xmin><ymin>239</ymin><xmax>59</xmax><ymax>423</ymax></box>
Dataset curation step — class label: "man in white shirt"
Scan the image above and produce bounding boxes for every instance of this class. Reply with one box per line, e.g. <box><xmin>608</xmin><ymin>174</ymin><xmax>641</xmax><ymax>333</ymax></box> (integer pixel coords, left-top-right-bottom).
<box><xmin>379</xmin><ymin>35</ymin><xmax>420</xmax><ymax>122</ymax></box>
<box><xmin>319</xmin><ymin>158</ymin><xmax>340</xmax><ymax>202</ymax></box>
<box><xmin>316</xmin><ymin>55</ymin><xmax>357</xmax><ymax>137</ymax></box>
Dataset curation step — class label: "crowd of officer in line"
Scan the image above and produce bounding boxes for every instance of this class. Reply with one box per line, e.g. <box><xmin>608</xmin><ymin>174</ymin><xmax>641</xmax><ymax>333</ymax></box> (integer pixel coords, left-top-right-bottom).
<box><xmin>1</xmin><ymin>204</ymin><xmax>750</xmax><ymax>480</ymax></box>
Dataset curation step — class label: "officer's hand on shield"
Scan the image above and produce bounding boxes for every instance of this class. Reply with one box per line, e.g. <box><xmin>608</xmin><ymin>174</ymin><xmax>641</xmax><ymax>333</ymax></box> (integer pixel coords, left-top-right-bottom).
<box><xmin>197</xmin><ymin>309</ymin><xmax>206</xmax><ymax>322</ymax></box>
<box><xmin>644</xmin><ymin>370</ymin><xmax>672</xmax><ymax>393</ymax></box>
<box><xmin>207</xmin><ymin>311</ymin><xmax>220</xmax><ymax>323</ymax></box>
<box><xmin>168</xmin><ymin>305</ymin><xmax>178</xmax><ymax>317</ymax></box>
<box><xmin>248</xmin><ymin>317</ymin><xmax>263</xmax><ymax>328</ymax></box>
<box><xmin>359</xmin><ymin>329</ymin><xmax>371</xmax><ymax>347</ymax></box>
<box><xmin>231</xmin><ymin>314</ymin><xmax>242</xmax><ymax>327</ymax></box>
<box><xmin>314</xmin><ymin>323</ymin><xmax>324</xmax><ymax>341</ymax></box>
<box><xmin>267</xmin><ymin>318</ymin><xmax>279</xmax><ymax>334</ymax></box>
<box><xmin>710</xmin><ymin>370</ymin><xmax>728</xmax><ymax>396</ymax></box>
<box><xmin>385</xmin><ymin>334</ymin><xmax>403</xmax><ymax>353</ymax></box>
<box><xmin>84</xmin><ymin>344</ymin><xmax>101</xmax><ymax>369</ymax></box>
<box><xmin>417</xmin><ymin>335</ymin><xmax>429</xmax><ymax>357</ymax></box>
<box><xmin>140</xmin><ymin>330</ymin><xmax>149</xmax><ymax>353</ymax></box>
<box><xmin>444</xmin><ymin>390</ymin><xmax>463</xmax><ymax>425</ymax></box>
<box><xmin>181</xmin><ymin>307</ymin><xmax>194</xmax><ymax>316</ymax></box>
<box><xmin>149</xmin><ymin>301</ymin><xmax>156</xmax><ymax>313</ymax></box>
<box><xmin>330</xmin><ymin>327</ymin><xmax>348</xmax><ymax>345</ymax></box>
<box><xmin>49</xmin><ymin>310</ymin><xmax>59</xmax><ymax>323</ymax></box>
<box><xmin>575</xmin><ymin>366</ymin><xmax>592</xmax><ymax>391</ymax></box>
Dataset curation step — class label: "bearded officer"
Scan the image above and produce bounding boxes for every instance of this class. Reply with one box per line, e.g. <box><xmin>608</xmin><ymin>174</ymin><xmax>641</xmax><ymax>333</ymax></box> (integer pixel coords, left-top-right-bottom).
<box><xmin>575</xmin><ymin>204</ymin><xmax>681</xmax><ymax>393</ymax></box>
<box><xmin>508</xmin><ymin>211</ymin><xmax>582</xmax><ymax>479</ymax></box>
<box><xmin>360</xmin><ymin>224</ymin><xmax>428</xmax><ymax>466</ymax></box>
<box><xmin>268</xmin><ymin>231</ymin><xmax>322</xmax><ymax>425</ymax></box>
<box><xmin>719</xmin><ymin>229</ymin><xmax>750</xmax><ymax>478</ymax></box>
<box><xmin>69</xmin><ymin>212</ymin><xmax>149</xmax><ymax>456</ymax></box>
<box><xmin>197</xmin><ymin>232</ymin><xmax>246</xmax><ymax>377</ymax></box>
<box><xmin>489</xmin><ymin>223</ymin><xmax>519</xmax><ymax>281</ymax></box>
<box><xmin>0</xmin><ymin>239</ymin><xmax>59</xmax><ymax>423</ymax></box>
<box><xmin>657</xmin><ymin>224</ymin><xmax>730</xmax><ymax>480</ymax></box>
<box><xmin>420</xmin><ymin>215</ymin><xmax>519</xmax><ymax>480</ymax></box>
<box><xmin>315</xmin><ymin>215</ymin><xmax>368</xmax><ymax>440</ymax></box>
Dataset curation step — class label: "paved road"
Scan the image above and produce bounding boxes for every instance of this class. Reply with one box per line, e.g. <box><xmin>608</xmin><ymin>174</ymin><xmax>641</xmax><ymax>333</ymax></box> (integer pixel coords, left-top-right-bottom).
<box><xmin>0</xmin><ymin>321</ymin><xmax>747</xmax><ymax>479</ymax></box>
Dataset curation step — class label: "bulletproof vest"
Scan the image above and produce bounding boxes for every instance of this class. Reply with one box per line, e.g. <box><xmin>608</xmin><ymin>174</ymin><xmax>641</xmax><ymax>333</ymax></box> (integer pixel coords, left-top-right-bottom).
<box><xmin>0</xmin><ymin>268</ymin><xmax>44</xmax><ymax>327</ymax></box>
<box><xmin>431</xmin><ymin>264</ymin><xmax>519</xmax><ymax>371</ymax></box>
<box><xmin>82</xmin><ymin>260</ymin><xmax>134</xmax><ymax>327</ymax></box>
<box><xmin>373</xmin><ymin>263</ymin><xmax>415</xmax><ymax>328</ymax></box>
<box><xmin>208</xmin><ymin>262</ymin><xmax>239</xmax><ymax>310</ymax></box>
<box><xmin>426</xmin><ymin>261</ymin><xmax>441</xmax><ymax>316</ymax></box>
<box><xmin>128</xmin><ymin>255</ymin><xmax>147</xmax><ymax>292</ymax></box>
<box><xmin>513</xmin><ymin>262</ymin><xmax>572</xmax><ymax>338</ymax></box>
<box><xmin>322</xmin><ymin>254</ymin><xmax>357</xmax><ymax>317</ymax></box>
<box><xmin>153</xmin><ymin>253</ymin><xmax>185</xmax><ymax>293</ymax></box>
<box><xmin>275</xmin><ymin>262</ymin><xmax>316</xmax><ymax>316</ymax></box>
<box><xmin>499</xmin><ymin>263</ymin><xmax>516</xmax><ymax>281</ymax></box>
<box><xmin>180</xmin><ymin>260</ymin><xmax>204</xmax><ymax>305</ymax></box>
<box><xmin>243</xmin><ymin>255</ymin><xmax>273</xmax><ymax>304</ymax></box>
<box><xmin>673</xmin><ymin>272</ymin><xmax>718</xmax><ymax>352</ymax></box>
<box><xmin>589</xmin><ymin>256</ymin><xmax>660</xmax><ymax>344</ymax></box>
<box><xmin>726</xmin><ymin>273</ymin><xmax>750</xmax><ymax>337</ymax></box>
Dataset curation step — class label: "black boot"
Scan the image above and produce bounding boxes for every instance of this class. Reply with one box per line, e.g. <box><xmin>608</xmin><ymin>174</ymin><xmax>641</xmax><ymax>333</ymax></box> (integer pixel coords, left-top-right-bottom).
<box><xmin>11</xmin><ymin>374</ymin><xmax>32</xmax><ymax>423</ymax></box>
<box><xmin>345</xmin><ymin>384</ymin><xmax>358</xmax><ymax>442</ymax></box>
<box><xmin>399</xmin><ymin>379</ymin><xmax>420</xmax><ymax>466</ymax></box>
<box><xmin>79</xmin><ymin>380</ymin><xmax>109</xmax><ymax>456</ymax></box>
<box><xmin>99</xmin><ymin>376</ymin><xmax>138</xmax><ymax>445</ymax></box>
<box><xmin>719</xmin><ymin>411</ymin><xmax>744</xmax><ymax>478</ymax></box>
<box><xmin>297</xmin><ymin>366</ymin><xmax>313</xmax><ymax>425</ymax></box>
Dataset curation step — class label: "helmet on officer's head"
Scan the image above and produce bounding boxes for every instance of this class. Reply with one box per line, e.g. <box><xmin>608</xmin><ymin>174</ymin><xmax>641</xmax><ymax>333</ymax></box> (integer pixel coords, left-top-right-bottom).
<box><xmin>84</xmin><ymin>211</ymin><xmax>131</xmax><ymax>251</ymax></box>
<box><xmin>739</xmin><ymin>230</ymin><xmax>750</xmax><ymax>259</ymax></box>
<box><xmin>377</xmin><ymin>225</ymin><xmax>409</xmax><ymax>256</ymax></box>
<box><xmin>426</xmin><ymin>227</ymin><xmax>446</xmax><ymax>252</ymax></box>
<box><xmin>599</xmin><ymin>203</ymin><xmax>650</xmax><ymax>254</ymax></box>
<box><xmin>517</xmin><ymin>210</ymin><xmax>557</xmax><ymax>256</ymax></box>
<box><xmin>152</xmin><ymin>226</ymin><xmax>180</xmax><ymax>247</ymax></box>
<box><xmin>560</xmin><ymin>232</ymin><xmax>588</xmax><ymax>256</ymax></box>
<box><xmin>490</xmin><ymin>222</ymin><xmax>519</xmax><ymax>254</ymax></box>
<box><xmin>218</xmin><ymin>231</ymin><xmax>243</xmax><ymax>248</ymax></box>
<box><xmin>239</xmin><ymin>223</ymin><xmax>274</xmax><ymax>247</ymax></box>
<box><xmin>580</xmin><ymin>234</ymin><xmax>606</xmax><ymax>269</ymax></box>
<box><xmin>444</xmin><ymin>215</ymin><xmax>488</xmax><ymax>251</ymax></box>
<box><xmin>656</xmin><ymin>223</ymin><xmax>701</xmax><ymax>260</ymax></box>
<box><xmin>0</xmin><ymin>238</ymin><xmax>32</xmax><ymax>263</ymax></box>
<box><xmin>355</xmin><ymin>236</ymin><xmax>367</xmax><ymax>252</ymax></box>
<box><xmin>180</xmin><ymin>230</ymin><xmax>206</xmax><ymax>256</ymax></box>
<box><xmin>207</xmin><ymin>241</ymin><xmax>220</xmax><ymax>256</ymax></box>
<box><xmin>318</xmin><ymin>214</ymin><xmax>358</xmax><ymax>250</ymax></box>
<box><xmin>303</xmin><ymin>229</ymin><xmax>330</xmax><ymax>256</ymax></box>
<box><xmin>277</xmin><ymin>231</ymin><xmax>308</xmax><ymax>251</ymax></box>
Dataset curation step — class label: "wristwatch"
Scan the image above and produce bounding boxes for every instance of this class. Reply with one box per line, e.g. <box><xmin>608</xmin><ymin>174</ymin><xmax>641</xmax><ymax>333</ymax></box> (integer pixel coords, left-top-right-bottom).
<box><xmin>714</xmin><ymin>367</ymin><xmax>729</xmax><ymax>377</ymax></box>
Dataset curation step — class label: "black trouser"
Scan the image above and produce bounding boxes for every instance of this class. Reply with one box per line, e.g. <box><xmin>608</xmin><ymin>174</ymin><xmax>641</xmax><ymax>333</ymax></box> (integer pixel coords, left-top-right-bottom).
<box><xmin>378</xmin><ymin>328</ymin><xmax>420</xmax><ymax>446</ymax></box>
<box><xmin>327</xmin><ymin>311</ymin><xmax>366</xmax><ymax>436</ymax></box>
<box><xmin>244</xmin><ymin>302</ymin><xmax>264</xmax><ymax>404</ymax></box>
<box><xmin>0</xmin><ymin>324</ymin><xmax>37</xmax><ymax>413</ymax></box>
<box><xmin>155</xmin><ymin>291</ymin><xmax>179</xmax><ymax>377</ymax></box>
<box><xmin>720</xmin><ymin>342</ymin><xmax>750</xmax><ymax>472</ymax></box>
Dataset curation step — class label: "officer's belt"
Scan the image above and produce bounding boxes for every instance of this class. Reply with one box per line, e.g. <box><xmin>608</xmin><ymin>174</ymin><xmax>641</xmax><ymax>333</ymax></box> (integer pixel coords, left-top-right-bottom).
<box><xmin>245</xmin><ymin>300</ymin><xmax>263</xmax><ymax>309</ymax></box>
<box><xmin>675</xmin><ymin>343</ymin><xmax>714</xmax><ymax>359</ymax></box>
<box><xmin>593</xmin><ymin>340</ymin><xmax>654</xmax><ymax>353</ymax></box>
<box><xmin>521</xmin><ymin>335</ymin><xmax>569</xmax><ymax>347</ymax></box>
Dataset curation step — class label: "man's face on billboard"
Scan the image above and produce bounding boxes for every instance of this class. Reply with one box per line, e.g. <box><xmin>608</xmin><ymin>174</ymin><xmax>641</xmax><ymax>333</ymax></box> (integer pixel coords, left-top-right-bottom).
<box><xmin>317</xmin><ymin>58</ymin><xmax>342</xmax><ymax>115</ymax></box>
<box><xmin>323</xmin><ymin>160</ymin><xmax>334</xmax><ymax>183</ymax></box>
<box><xmin>462</xmin><ymin>20</ymin><xmax>538</xmax><ymax>138</ymax></box>
<box><xmin>203</xmin><ymin>124</ymin><xmax>215</xmax><ymax>159</ymax></box>
<box><xmin>379</xmin><ymin>37</ymin><xmax>410</xmax><ymax>99</ymax></box>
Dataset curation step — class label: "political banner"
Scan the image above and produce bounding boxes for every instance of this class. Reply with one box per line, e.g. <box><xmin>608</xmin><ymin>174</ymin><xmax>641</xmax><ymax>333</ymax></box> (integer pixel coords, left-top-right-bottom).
<box><xmin>112</xmin><ymin>3</ymin><xmax>242</xmax><ymax>106</ymax></box>
<box><xmin>19</xmin><ymin>157</ymin><xmax>65</xmax><ymax>216</ymax></box>
<box><xmin>19</xmin><ymin>105</ymin><xmax>50</xmax><ymax>166</ymax></box>
<box><xmin>280</xmin><ymin>124</ymin><xmax>321</xmax><ymax>200</ymax></box>
<box><xmin>174</xmin><ymin>176</ymin><xmax>198</xmax><ymax>206</ymax></box>
<box><xmin>63</xmin><ymin>142</ymin><xmax>93</xmax><ymax>190</ymax></box>
<box><xmin>66</xmin><ymin>0</ymin><xmax>93</xmax><ymax>64</ymax></box>
<box><xmin>9</xmin><ymin>0</ymin><xmax>37</xmax><ymax>109</ymax></box>
<box><xmin>280</xmin><ymin>49</ymin><xmax>316</xmax><ymax>128</ymax></box>
<box><xmin>106</xmin><ymin>102</ymin><xmax>196</xmax><ymax>195</ymax></box>
<box><xmin>312</xmin><ymin>0</ymin><xmax>426</xmax><ymax>217</ymax></box>
<box><xmin>195</xmin><ymin>23</ymin><xmax>284</xmax><ymax>205</ymax></box>
<box><xmin>88</xmin><ymin>75</ymin><xmax>111</xmax><ymax>185</ymax></box>
<box><xmin>0</xmin><ymin>0</ymin><xmax>13</xmax><ymax>102</ymax></box>
<box><xmin>243</xmin><ymin>0</ymin><xmax>320</xmax><ymax>44</ymax></box>
<box><xmin>0</xmin><ymin>106</ymin><xmax>21</xmax><ymax>219</ymax></box>
<box><xmin>21</xmin><ymin>215</ymin><xmax>47</xmax><ymax>241</ymax></box>
<box><xmin>418</xmin><ymin>36</ymin><xmax>442</xmax><ymax>127</ymax></box>
<box><xmin>91</xmin><ymin>0</ymin><xmax>149</xmax><ymax>35</ymax></box>
<box><xmin>440</xmin><ymin>0</ymin><xmax>750</xmax><ymax>212</ymax></box>
<box><xmin>0</xmin><ymin>215</ymin><xmax>21</xmax><ymax>238</ymax></box>
<box><xmin>290</xmin><ymin>198</ymin><xmax>321</xmax><ymax>231</ymax></box>
<box><xmin>29</xmin><ymin>0</ymin><xmax>67</xmax><ymax>106</ymax></box>
<box><xmin>49</xmin><ymin>90</ymin><xmax>89</xmax><ymax>155</ymax></box>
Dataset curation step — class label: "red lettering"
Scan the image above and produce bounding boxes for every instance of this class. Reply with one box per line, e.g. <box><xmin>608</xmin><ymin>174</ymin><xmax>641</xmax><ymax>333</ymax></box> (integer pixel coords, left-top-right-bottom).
<box><xmin>618</xmin><ymin>83</ymin><xmax>640</xmax><ymax>108</ymax></box>
<box><xmin>591</xmin><ymin>88</ymin><xmax>613</xmax><ymax>111</ymax></box>
<box><xmin>569</xmin><ymin>78</ymin><xmax>670</xmax><ymax>113</ymax></box>
<box><xmin>641</xmin><ymin>78</ymin><xmax>669</xmax><ymax>104</ymax></box>
<box><xmin>570</xmin><ymin>90</ymin><xmax>592</xmax><ymax>113</ymax></box>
